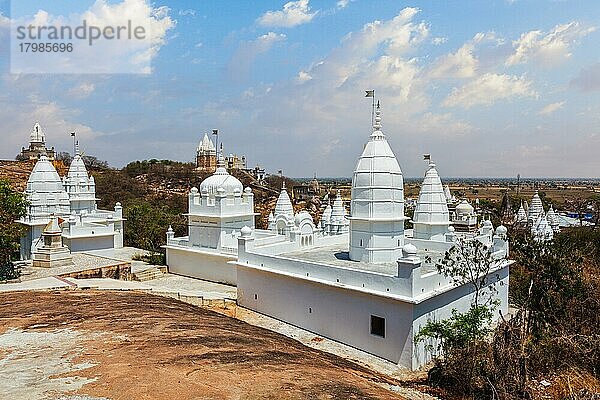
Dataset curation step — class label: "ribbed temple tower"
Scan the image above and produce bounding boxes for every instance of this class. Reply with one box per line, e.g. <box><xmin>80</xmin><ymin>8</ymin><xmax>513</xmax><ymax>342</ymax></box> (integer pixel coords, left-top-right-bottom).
<box><xmin>412</xmin><ymin>162</ymin><xmax>450</xmax><ymax>241</ymax></box>
<box><xmin>349</xmin><ymin>103</ymin><xmax>406</xmax><ymax>264</ymax></box>
<box><xmin>63</xmin><ymin>143</ymin><xmax>98</xmax><ymax>213</ymax></box>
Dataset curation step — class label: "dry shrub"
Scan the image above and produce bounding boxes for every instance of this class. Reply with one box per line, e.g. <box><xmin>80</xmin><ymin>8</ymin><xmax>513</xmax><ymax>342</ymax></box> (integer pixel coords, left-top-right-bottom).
<box><xmin>528</xmin><ymin>369</ymin><xmax>600</xmax><ymax>400</ymax></box>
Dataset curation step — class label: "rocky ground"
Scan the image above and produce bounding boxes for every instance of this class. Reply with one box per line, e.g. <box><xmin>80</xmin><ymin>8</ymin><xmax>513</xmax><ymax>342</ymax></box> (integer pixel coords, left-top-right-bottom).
<box><xmin>0</xmin><ymin>290</ymin><xmax>412</xmax><ymax>400</ymax></box>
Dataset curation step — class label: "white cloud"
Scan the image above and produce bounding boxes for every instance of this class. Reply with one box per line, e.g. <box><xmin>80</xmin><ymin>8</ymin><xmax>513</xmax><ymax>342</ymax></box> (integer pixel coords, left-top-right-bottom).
<box><xmin>431</xmin><ymin>37</ymin><xmax>448</xmax><ymax>46</ymax></box>
<box><xmin>296</xmin><ymin>71</ymin><xmax>312</xmax><ymax>83</ymax></box>
<box><xmin>229</xmin><ymin>32</ymin><xmax>286</xmax><ymax>78</ymax></box>
<box><xmin>429</xmin><ymin>43</ymin><xmax>477</xmax><ymax>79</ymax></box>
<box><xmin>428</xmin><ymin>32</ymin><xmax>505</xmax><ymax>79</ymax></box>
<box><xmin>417</xmin><ymin>112</ymin><xmax>474</xmax><ymax>135</ymax></box>
<box><xmin>443</xmin><ymin>73</ymin><xmax>537</xmax><ymax>108</ymax></box>
<box><xmin>10</xmin><ymin>0</ymin><xmax>175</xmax><ymax>74</ymax></box>
<box><xmin>538</xmin><ymin>101</ymin><xmax>565</xmax><ymax>115</ymax></box>
<box><xmin>68</xmin><ymin>83</ymin><xmax>96</xmax><ymax>99</ymax></box>
<box><xmin>0</xmin><ymin>12</ymin><xmax>9</xmax><ymax>29</ymax></box>
<box><xmin>195</xmin><ymin>42</ymin><xmax>203</xmax><ymax>48</ymax></box>
<box><xmin>336</xmin><ymin>0</ymin><xmax>355</xmax><ymax>9</ymax></box>
<box><xmin>506</xmin><ymin>21</ymin><xmax>595</xmax><ymax>67</ymax></box>
<box><xmin>257</xmin><ymin>0</ymin><xmax>317</xmax><ymax>28</ymax></box>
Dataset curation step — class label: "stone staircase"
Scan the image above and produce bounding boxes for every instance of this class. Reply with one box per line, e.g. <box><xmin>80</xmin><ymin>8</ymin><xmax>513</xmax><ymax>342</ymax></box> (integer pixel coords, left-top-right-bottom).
<box><xmin>133</xmin><ymin>267</ymin><xmax>164</xmax><ymax>282</ymax></box>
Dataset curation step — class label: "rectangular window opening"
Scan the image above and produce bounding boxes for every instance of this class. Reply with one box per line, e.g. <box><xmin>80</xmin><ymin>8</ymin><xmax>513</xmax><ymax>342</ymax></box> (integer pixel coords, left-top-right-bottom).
<box><xmin>370</xmin><ymin>315</ymin><xmax>385</xmax><ymax>338</ymax></box>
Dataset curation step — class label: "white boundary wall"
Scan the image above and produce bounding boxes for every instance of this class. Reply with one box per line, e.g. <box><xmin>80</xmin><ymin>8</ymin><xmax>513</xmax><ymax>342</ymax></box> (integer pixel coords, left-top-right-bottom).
<box><xmin>166</xmin><ymin>245</ymin><xmax>237</xmax><ymax>285</ymax></box>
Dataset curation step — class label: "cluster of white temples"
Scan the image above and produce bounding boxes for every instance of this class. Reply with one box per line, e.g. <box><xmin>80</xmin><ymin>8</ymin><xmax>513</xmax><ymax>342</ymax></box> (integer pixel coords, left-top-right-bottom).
<box><xmin>18</xmin><ymin>133</ymin><xmax>124</xmax><ymax>263</ymax></box>
<box><xmin>166</xmin><ymin>105</ymin><xmax>511</xmax><ymax>370</ymax></box>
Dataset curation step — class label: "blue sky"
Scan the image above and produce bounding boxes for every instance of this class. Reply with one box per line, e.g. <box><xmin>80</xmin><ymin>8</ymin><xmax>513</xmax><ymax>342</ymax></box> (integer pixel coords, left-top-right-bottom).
<box><xmin>1</xmin><ymin>0</ymin><xmax>599</xmax><ymax>178</ymax></box>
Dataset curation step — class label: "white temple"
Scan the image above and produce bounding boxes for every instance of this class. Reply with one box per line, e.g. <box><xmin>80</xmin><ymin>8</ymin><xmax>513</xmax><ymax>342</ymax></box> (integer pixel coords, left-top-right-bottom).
<box><xmin>513</xmin><ymin>189</ymin><xmax>589</xmax><ymax>241</ymax></box>
<box><xmin>320</xmin><ymin>190</ymin><xmax>349</xmax><ymax>236</ymax></box>
<box><xmin>19</xmin><ymin>122</ymin><xmax>56</xmax><ymax>161</ymax></box>
<box><xmin>165</xmin><ymin>103</ymin><xmax>511</xmax><ymax>370</ymax></box>
<box><xmin>19</xmin><ymin>145</ymin><xmax>124</xmax><ymax>261</ymax></box>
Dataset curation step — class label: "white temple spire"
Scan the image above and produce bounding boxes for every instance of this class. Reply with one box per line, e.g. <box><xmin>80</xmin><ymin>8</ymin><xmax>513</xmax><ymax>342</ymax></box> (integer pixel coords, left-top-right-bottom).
<box><xmin>349</xmin><ymin>100</ymin><xmax>406</xmax><ymax>263</ymax></box>
<box><xmin>412</xmin><ymin>160</ymin><xmax>450</xmax><ymax>241</ymax></box>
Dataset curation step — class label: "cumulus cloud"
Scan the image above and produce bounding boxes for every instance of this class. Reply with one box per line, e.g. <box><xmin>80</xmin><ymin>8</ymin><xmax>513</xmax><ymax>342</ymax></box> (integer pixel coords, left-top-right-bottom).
<box><xmin>428</xmin><ymin>32</ymin><xmax>506</xmax><ymax>79</ymax></box>
<box><xmin>417</xmin><ymin>112</ymin><xmax>474</xmax><ymax>136</ymax></box>
<box><xmin>506</xmin><ymin>21</ymin><xmax>595</xmax><ymax>67</ymax></box>
<box><xmin>211</xmin><ymin>8</ymin><xmax>483</xmax><ymax>175</ymax></box>
<box><xmin>10</xmin><ymin>0</ymin><xmax>175</xmax><ymax>74</ymax></box>
<box><xmin>229</xmin><ymin>32</ymin><xmax>286</xmax><ymax>78</ymax></box>
<box><xmin>429</xmin><ymin>43</ymin><xmax>477</xmax><ymax>79</ymax></box>
<box><xmin>570</xmin><ymin>62</ymin><xmax>600</xmax><ymax>92</ymax></box>
<box><xmin>0</xmin><ymin>86</ymin><xmax>104</xmax><ymax>159</ymax></box>
<box><xmin>257</xmin><ymin>0</ymin><xmax>317</xmax><ymax>28</ymax></box>
<box><xmin>443</xmin><ymin>73</ymin><xmax>537</xmax><ymax>108</ymax></box>
<box><xmin>68</xmin><ymin>83</ymin><xmax>96</xmax><ymax>99</ymax></box>
<box><xmin>538</xmin><ymin>101</ymin><xmax>565</xmax><ymax>115</ymax></box>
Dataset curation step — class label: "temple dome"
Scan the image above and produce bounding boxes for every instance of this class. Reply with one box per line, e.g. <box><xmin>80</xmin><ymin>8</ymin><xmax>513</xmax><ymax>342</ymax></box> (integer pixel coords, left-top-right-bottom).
<box><xmin>455</xmin><ymin>200</ymin><xmax>474</xmax><ymax>216</ymax></box>
<box><xmin>199</xmin><ymin>166</ymin><xmax>243</xmax><ymax>195</ymax></box>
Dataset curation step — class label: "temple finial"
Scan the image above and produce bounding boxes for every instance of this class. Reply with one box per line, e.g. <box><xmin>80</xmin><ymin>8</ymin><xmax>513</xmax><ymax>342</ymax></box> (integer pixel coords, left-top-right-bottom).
<box><xmin>217</xmin><ymin>144</ymin><xmax>225</xmax><ymax>168</ymax></box>
<box><xmin>373</xmin><ymin>101</ymin><xmax>382</xmax><ymax>132</ymax></box>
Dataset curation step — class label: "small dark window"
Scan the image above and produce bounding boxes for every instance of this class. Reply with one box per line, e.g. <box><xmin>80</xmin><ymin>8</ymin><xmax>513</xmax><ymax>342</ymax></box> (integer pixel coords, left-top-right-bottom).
<box><xmin>360</xmin><ymin>239</ymin><xmax>363</xmax><ymax>247</ymax></box>
<box><xmin>308</xmin><ymin>307</ymin><xmax>312</xmax><ymax>313</ymax></box>
<box><xmin>371</xmin><ymin>315</ymin><xmax>385</xmax><ymax>338</ymax></box>
<box><xmin>254</xmin><ymin>294</ymin><xmax>258</xmax><ymax>300</ymax></box>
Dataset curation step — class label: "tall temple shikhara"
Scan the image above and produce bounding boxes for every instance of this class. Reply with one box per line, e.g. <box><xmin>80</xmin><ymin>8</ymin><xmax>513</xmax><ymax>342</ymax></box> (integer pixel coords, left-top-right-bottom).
<box><xmin>20</xmin><ymin>122</ymin><xmax>55</xmax><ymax>161</ymax></box>
<box><xmin>196</xmin><ymin>133</ymin><xmax>217</xmax><ymax>173</ymax></box>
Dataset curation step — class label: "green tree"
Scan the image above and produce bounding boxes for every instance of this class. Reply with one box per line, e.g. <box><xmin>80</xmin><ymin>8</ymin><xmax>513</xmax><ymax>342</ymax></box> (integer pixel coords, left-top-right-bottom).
<box><xmin>415</xmin><ymin>237</ymin><xmax>502</xmax><ymax>355</ymax></box>
<box><xmin>415</xmin><ymin>238</ymin><xmax>504</xmax><ymax>396</ymax></box>
<box><xmin>438</xmin><ymin>237</ymin><xmax>500</xmax><ymax>308</ymax></box>
<box><xmin>0</xmin><ymin>179</ymin><xmax>27</xmax><ymax>281</ymax></box>
<box><xmin>123</xmin><ymin>201</ymin><xmax>186</xmax><ymax>264</ymax></box>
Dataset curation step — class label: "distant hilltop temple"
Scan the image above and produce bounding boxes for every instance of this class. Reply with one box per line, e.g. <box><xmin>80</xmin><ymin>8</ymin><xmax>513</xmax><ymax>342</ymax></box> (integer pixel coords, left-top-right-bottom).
<box><xmin>19</xmin><ymin>122</ymin><xmax>55</xmax><ymax>161</ymax></box>
<box><xmin>196</xmin><ymin>133</ymin><xmax>247</xmax><ymax>172</ymax></box>
<box><xmin>195</xmin><ymin>132</ymin><xmax>262</xmax><ymax>181</ymax></box>
<box><xmin>165</xmin><ymin>103</ymin><xmax>511</xmax><ymax>370</ymax></box>
<box><xmin>196</xmin><ymin>133</ymin><xmax>217</xmax><ymax>172</ymax></box>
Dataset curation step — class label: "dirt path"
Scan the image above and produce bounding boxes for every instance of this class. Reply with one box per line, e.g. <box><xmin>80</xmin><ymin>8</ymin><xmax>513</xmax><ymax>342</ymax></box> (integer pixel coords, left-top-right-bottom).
<box><xmin>0</xmin><ymin>290</ymin><xmax>408</xmax><ymax>400</ymax></box>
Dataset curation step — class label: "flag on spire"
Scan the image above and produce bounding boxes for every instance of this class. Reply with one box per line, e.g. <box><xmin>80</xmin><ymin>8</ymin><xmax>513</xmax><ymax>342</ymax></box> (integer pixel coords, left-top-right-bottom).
<box><xmin>423</xmin><ymin>154</ymin><xmax>431</xmax><ymax>161</ymax></box>
<box><xmin>365</xmin><ymin>90</ymin><xmax>374</xmax><ymax>97</ymax></box>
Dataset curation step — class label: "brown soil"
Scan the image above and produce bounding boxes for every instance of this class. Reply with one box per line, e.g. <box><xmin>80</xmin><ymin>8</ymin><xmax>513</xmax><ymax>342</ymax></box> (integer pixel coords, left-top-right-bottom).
<box><xmin>0</xmin><ymin>290</ymin><xmax>406</xmax><ymax>400</ymax></box>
